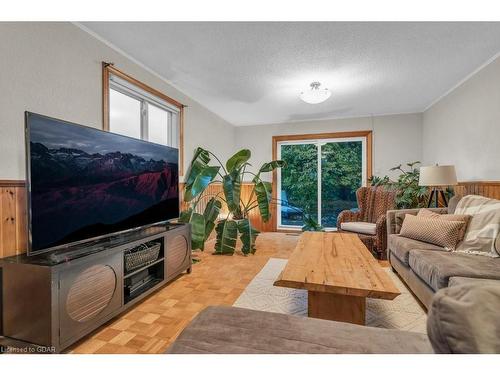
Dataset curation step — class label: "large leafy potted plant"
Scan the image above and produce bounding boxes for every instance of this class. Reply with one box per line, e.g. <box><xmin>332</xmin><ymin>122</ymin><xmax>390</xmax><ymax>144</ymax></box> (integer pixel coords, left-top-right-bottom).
<box><xmin>180</xmin><ymin>147</ymin><xmax>284</xmax><ymax>255</ymax></box>
<box><xmin>370</xmin><ymin>161</ymin><xmax>429</xmax><ymax>208</ymax></box>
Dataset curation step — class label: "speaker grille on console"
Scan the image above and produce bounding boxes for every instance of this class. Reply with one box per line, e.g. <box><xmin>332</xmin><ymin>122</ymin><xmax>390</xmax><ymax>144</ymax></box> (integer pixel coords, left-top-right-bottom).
<box><xmin>66</xmin><ymin>265</ymin><xmax>117</xmax><ymax>323</ymax></box>
<box><xmin>167</xmin><ymin>235</ymin><xmax>189</xmax><ymax>273</ymax></box>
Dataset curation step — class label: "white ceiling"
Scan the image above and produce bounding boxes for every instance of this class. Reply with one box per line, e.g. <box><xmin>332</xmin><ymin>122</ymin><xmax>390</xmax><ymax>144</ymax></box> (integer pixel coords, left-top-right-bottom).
<box><xmin>81</xmin><ymin>22</ymin><xmax>500</xmax><ymax>126</ymax></box>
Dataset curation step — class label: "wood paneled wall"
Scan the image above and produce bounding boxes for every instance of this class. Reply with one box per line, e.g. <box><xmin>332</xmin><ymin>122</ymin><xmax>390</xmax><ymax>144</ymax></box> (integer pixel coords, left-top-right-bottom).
<box><xmin>1</xmin><ymin>180</ymin><xmax>499</xmax><ymax>259</ymax></box>
<box><xmin>454</xmin><ymin>181</ymin><xmax>500</xmax><ymax>200</ymax></box>
<box><xmin>0</xmin><ymin>181</ymin><xmax>27</xmax><ymax>259</ymax></box>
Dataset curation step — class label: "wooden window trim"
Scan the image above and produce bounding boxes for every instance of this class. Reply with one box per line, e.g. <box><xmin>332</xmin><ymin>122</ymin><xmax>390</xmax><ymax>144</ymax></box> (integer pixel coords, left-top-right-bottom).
<box><xmin>102</xmin><ymin>62</ymin><xmax>185</xmax><ymax>175</ymax></box>
<box><xmin>0</xmin><ymin>180</ymin><xmax>26</xmax><ymax>187</ymax></box>
<box><xmin>271</xmin><ymin>130</ymin><xmax>373</xmax><ymax>231</ymax></box>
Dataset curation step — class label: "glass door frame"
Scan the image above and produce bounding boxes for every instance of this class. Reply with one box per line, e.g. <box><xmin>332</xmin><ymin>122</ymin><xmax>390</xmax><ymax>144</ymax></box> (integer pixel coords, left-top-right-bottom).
<box><xmin>273</xmin><ymin>131</ymin><xmax>372</xmax><ymax>231</ymax></box>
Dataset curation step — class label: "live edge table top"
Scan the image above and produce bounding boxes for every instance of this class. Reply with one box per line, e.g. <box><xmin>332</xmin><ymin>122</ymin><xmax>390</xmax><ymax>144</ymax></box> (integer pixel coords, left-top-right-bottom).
<box><xmin>274</xmin><ymin>232</ymin><xmax>400</xmax><ymax>300</ymax></box>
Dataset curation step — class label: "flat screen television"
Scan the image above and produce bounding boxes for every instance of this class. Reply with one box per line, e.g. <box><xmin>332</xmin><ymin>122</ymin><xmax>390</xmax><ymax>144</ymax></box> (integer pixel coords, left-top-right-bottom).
<box><xmin>25</xmin><ymin>112</ymin><xmax>179</xmax><ymax>255</ymax></box>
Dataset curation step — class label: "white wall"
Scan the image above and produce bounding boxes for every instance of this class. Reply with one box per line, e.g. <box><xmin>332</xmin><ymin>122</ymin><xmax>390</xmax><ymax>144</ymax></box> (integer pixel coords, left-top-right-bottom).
<box><xmin>422</xmin><ymin>55</ymin><xmax>500</xmax><ymax>181</ymax></box>
<box><xmin>0</xmin><ymin>22</ymin><xmax>236</xmax><ymax>180</ymax></box>
<box><xmin>234</xmin><ymin>113</ymin><xmax>423</xmax><ymax>181</ymax></box>
<box><xmin>14</xmin><ymin>22</ymin><xmax>498</xmax><ymax>185</ymax></box>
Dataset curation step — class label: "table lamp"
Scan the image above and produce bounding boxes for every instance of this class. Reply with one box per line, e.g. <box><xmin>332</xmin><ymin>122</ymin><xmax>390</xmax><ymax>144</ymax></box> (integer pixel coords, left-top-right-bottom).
<box><xmin>418</xmin><ymin>165</ymin><xmax>457</xmax><ymax>207</ymax></box>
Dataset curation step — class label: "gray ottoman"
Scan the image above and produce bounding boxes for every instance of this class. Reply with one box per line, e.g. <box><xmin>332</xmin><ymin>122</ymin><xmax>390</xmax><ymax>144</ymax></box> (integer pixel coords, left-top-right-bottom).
<box><xmin>166</xmin><ymin>306</ymin><xmax>433</xmax><ymax>354</ymax></box>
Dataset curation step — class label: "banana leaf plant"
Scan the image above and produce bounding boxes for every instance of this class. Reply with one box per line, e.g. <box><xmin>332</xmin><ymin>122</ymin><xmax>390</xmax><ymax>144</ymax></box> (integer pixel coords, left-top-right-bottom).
<box><xmin>179</xmin><ymin>147</ymin><xmax>285</xmax><ymax>255</ymax></box>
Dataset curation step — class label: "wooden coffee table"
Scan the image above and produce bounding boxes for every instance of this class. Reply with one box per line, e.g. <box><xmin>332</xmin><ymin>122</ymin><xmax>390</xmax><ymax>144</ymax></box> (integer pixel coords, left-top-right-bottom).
<box><xmin>274</xmin><ymin>232</ymin><xmax>400</xmax><ymax>325</ymax></box>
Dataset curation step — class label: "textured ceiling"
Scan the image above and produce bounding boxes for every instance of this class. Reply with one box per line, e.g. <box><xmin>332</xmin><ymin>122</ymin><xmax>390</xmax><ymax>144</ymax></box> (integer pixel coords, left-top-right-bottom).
<box><xmin>81</xmin><ymin>22</ymin><xmax>500</xmax><ymax>126</ymax></box>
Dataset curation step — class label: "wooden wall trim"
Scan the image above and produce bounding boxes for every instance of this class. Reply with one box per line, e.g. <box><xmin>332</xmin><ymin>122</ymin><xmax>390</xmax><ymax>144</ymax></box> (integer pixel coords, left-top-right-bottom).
<box><xmin>102</xmin><ymin>62</ymin><xmax>110</xmax><ymax>132</ymax></box>
<box><xmin>455</xmin><ymin>181</ymin><xmax>500</xmax><ymax>200</ymax></box>
<box><xmin>179</xmin><ymin>106</ymin><xmax>185</xmax><ymax>177</ymax></box>
<box><xmin>103</xmin><ymin>63</ymin><xmax>184</xmax><ymax>110</ymax></box>
<box><xmin>102</xmin><ymin>62</ymin><xmax>185</xmax><ymax>176</ymax></box>
<box><xmin>0</xmin><ymin>180</ymin><xmax>25</xmax><ymax>187</ymax></box>
<box><xmin>271</xmin><ymin>131</ymin><xmax>373</xmax><ymax>231</ymax></box>
<box><xmin>0</xmin><ymin>183</ymin><xmax>27</xmax><ymax>258</ymax></box>
<box><xmin>271</xmin><ymin>130</ymin><xmax>373</xmax><ymax>142</ymax></box>
<box><xmin>458</xmin><ymin>181</ymin><xmax>500</xmax><ymax>186</ymax></box>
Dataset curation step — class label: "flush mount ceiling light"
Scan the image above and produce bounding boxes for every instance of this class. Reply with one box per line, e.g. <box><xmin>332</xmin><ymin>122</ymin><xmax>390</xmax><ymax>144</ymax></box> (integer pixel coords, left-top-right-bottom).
<box><xmin>299</xmin><ymin>81</ymin><xmax>331</xmax><ymax>104</ymax></box>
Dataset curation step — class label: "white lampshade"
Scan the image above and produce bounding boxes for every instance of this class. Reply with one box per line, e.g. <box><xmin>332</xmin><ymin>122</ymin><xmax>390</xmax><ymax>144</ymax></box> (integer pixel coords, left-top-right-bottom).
<box><xmin>419</xmin><ymin>165</ymin><xmax>457</xmax><ymax>186</ymax></box>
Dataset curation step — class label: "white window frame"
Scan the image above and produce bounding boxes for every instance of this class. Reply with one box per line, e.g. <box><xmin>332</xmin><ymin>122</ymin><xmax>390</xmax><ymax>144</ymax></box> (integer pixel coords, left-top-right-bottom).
<box><xmin>276</xmin><ymin>137</ymin><xmax>367</xmax><ymax>230</ymax></box>
<box><xmin>109</xmin><ymin>74</ymin><xmax>180</xmax><ymax>148</ymax></box>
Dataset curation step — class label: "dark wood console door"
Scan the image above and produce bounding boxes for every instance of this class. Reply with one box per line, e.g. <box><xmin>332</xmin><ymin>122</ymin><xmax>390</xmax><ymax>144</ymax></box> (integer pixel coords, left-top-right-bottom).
<box><xmin>165</xmin><ymin>226</ymin><xmax>191</xmax><ymax>282</ymax></box>
<box><xmin>58</xmin><ymin>252</ymin><xmax>123</xmax><ymax>347</ymax></box>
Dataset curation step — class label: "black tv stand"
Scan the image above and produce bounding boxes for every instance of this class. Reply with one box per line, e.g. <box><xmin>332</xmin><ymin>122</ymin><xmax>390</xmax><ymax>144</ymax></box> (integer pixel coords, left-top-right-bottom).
<box><xmin>0</xmin><ymin>223</ymin><xmax>191</xmax><ymax>353</ymax></box>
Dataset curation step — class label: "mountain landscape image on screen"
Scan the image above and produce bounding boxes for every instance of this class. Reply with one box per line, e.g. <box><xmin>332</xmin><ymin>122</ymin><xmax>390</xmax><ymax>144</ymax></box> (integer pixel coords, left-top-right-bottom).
<box><xmin>28</xmin><ymin>114</ymin><xmax>179</xmax><ymax>252</ymax></box>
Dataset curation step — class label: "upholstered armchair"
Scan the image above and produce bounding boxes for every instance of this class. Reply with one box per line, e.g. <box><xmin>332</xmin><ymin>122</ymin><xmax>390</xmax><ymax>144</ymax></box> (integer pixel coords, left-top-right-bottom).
<box><xmin>337</xmin><ymin>186</ymin><xmax>397</xmax><ymax>258</ymax></box>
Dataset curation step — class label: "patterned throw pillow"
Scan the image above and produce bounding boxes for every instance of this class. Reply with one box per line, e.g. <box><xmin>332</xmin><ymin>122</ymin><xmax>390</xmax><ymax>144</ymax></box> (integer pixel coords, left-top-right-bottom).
<box><xmin>400</xmin><ymin>214</ymin><xmax>464</xmax><ymax>250</ymax></box>
<box><xmin>417</xmin><ymin>208</ymin><xmax>471</xmax><ymax>241</ymax></box>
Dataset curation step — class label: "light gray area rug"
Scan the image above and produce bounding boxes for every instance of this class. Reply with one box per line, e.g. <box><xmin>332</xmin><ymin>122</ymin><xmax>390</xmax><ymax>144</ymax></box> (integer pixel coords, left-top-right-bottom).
<box><xmin>233</xmin><ymin>258</ymin><xmax>427</xmax><ymax>333</ymax></box>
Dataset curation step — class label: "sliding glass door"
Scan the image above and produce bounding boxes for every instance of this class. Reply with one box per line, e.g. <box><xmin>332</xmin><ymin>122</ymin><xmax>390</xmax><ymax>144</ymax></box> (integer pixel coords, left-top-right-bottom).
<box><xmin>279</xmin><ymin>143</ymin><xmax>319</xmax><ymax>226</ymax></box>
<box><xmin>277</xmin><ymin>136</ymin><xmax>366</xmax><ymax>229</ymax></box>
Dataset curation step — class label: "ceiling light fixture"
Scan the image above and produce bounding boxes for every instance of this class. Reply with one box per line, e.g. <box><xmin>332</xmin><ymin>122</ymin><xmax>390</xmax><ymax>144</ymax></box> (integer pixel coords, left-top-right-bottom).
<box><xmin>299</xmin><ymin>81</ymin><xmax>331</xmax><ymax>104</ymax></box>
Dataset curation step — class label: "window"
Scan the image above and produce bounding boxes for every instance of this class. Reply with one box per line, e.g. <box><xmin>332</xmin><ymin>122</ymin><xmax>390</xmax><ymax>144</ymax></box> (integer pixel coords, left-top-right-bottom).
<box><xmin>103</xmin><ymin>63</ymin><xmax>184</xmax><ymax>173</ymax></box>
<box><xmin>108</xmin><ymin>74</ymin><xmax>179</xmax><ymax>147</ymax></box>
<box><xmin>109</xmin><ymin>88</ymin><xmax>142</xmax><ymax>139</ymax></box>
<box><xmin>273</xmin><ymin>132</ymin><xmax>372</xmax><ymax>230</ymax></box>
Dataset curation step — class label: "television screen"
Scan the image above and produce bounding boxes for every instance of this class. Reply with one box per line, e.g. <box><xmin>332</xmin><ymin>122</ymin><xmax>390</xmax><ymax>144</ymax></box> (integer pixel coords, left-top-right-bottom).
<box><xmin>26</xmin><ymin>112</ymin><xmax>179</xmax><ymax>254</ymax></box>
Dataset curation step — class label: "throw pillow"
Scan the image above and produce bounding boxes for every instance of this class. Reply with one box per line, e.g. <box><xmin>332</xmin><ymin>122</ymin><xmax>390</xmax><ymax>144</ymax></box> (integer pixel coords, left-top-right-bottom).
<box><xmin>427</xmin><ymin>280</ymin><xmax>500</xmax><ymax>353</ymax></box>
<box><xmin>453</xmin><ymin>195</ymin><xmax>500</xmax><ymax>257</ymax></box>
<box><xmin>417</xmin><ymin>208</ymin><xmax>471</xmax><ymax>241</ymax></box>
<box><xmin>399</xmin><ymin>214</ymin><xmax>464</xmax><ymax>250</ymax></box>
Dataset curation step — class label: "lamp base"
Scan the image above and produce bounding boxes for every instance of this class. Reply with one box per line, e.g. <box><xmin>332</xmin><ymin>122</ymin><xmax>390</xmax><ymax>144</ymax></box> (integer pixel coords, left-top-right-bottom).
<box><xmin>427</xmin><ymin>188</ymin><xmax>448</xmax><ymax>208</ymax></box>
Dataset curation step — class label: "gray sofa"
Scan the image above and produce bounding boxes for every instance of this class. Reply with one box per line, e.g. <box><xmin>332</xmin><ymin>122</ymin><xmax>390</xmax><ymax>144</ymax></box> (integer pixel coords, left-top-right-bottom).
<box><xmin>386</xmin><ymin>195</ymin><xmax>500</xmax><ymax>309</ymax></box>
<box><xmin>167</xmin><ymin>194</ymin><xmax>500</xmax><ymax>354</ymax></box>
<box><xmin>167</xmin><ymin>278</ymin><xmax>500</xmax><ymax>354</ymax></box>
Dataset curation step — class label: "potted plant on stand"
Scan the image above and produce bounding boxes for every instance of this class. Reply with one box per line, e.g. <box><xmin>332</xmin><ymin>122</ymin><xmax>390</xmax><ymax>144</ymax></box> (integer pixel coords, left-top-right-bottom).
<box><xmin>370</xmin><ymin>161</ymin><xmax>430</xmax><ymax>208</ymax></box>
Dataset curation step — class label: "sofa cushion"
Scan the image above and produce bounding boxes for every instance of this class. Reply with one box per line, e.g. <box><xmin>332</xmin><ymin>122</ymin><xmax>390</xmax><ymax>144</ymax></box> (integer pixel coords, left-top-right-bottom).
<box><xmin>166</xmin><ymin>306</ymin><xmax>433</xmax><ymax>354</ymax></box>
<box><xmin>409</xmin><ymin>250</ymin><xmax>500</xmax><ymax>291</ymax></box>
<box><xmin>340</xmin><ymin>221</ymin><xmax>376</xmax><ymax>235</ymax></box>
<box><xmin>448</xmin><ymin>276</ymin><xmax>500</xmax><ymax>288</ymax></box>
<box><xmin>400</xmin><ymin>214</ymin><xmax>464</xmax><ymax>250</ymax></box>
<box><xmin>427</xmin><ymin>281</ymin><xmax>500</xmax><ymax>353</ymax></box>
<box><xmin>388</xmin><ymin>234</ymin><xmax>445</xmax><ymax>265</ymax></box>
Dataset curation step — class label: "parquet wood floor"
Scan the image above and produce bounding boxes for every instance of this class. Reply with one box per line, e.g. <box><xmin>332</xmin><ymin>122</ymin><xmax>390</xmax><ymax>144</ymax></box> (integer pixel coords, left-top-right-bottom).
<box><xmin>68</xmin><ymin>232</ymin><xmax>300</xmax><ymax>354</ymax></box>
